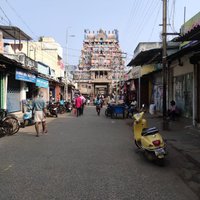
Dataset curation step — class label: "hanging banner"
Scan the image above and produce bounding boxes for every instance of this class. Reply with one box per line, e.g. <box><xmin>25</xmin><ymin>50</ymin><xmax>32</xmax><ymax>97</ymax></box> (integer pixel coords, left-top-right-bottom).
<box><xmin>15</xmin><ymin>68</ymin><xmax>36</xmax><ymax>83</ymax></box>
<box><xmin>36</xmin><ymin>77</ymin><xmax>49</xmax><ymax>88</ymax></box>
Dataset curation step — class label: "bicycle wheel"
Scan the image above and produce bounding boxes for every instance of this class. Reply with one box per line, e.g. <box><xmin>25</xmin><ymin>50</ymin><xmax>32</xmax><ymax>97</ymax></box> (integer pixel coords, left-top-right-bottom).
<box><xmin>2</xmin><ymin>120</ymin><xmax>13</xmax><ymax>135</ymax></box>
<box><xmin>2</xmin><ymin>116</ymin><xmax>20</xmax><ymax>135</ymax></box>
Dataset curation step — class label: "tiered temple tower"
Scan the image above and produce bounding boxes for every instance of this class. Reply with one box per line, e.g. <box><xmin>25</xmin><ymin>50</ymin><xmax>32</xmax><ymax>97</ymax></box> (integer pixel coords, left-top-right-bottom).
<box><xmin>73</xmin><ymin>29</ymin><xmax>125</xmax><ymax>96</ymax></box>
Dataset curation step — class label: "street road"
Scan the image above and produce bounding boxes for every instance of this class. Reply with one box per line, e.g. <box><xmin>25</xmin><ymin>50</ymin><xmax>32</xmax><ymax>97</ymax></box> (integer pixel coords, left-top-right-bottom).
<box><xmin>0</xmin><ymin>106</ymin><xmax>198</xmax><ymax>200</ymax></box>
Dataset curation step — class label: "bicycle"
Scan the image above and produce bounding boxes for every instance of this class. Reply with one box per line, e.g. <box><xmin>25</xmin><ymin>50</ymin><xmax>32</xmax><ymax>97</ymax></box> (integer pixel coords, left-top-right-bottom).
<box><xmin>0</xmin><ymin>109</ymin><xmax>20</xmax><ymax>137</ymax></box>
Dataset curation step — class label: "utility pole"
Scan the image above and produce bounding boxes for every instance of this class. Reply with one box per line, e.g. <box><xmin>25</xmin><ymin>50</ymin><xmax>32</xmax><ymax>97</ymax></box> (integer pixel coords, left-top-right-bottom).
<box><xmin>162</xmin><ymin>0</ymin><xmax>168</xmax><ymax>130</ymax></box>
<box><xmin>65</xmin><ymin>27</ymin><xmax>75</xmax><ymax>101</ymax></box>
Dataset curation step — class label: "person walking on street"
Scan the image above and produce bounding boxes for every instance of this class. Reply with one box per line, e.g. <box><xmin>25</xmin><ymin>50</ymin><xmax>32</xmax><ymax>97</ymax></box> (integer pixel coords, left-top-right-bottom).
<box><xmin>75</xmin><ymin>94</ymin><xmax>82</xmax><ymax>117</ymax></box>
<box><xmin>80</xmin><ymin>94</ymin><xmax>86</xmax><ymax>115</ymax></box>
<box><xmin>32</xmin><ymin>90</ymin><xmax>47</xmax><ymax>137</ymax></box>
<box><xmin>87</xmin><ymin>96</ymin><xmax>90</xmax><ymax>106</ymax></box>
<box><xmin>95</xmin><ymin>96</ymin><xmax>102</xmax><ymax>116</ymax></box>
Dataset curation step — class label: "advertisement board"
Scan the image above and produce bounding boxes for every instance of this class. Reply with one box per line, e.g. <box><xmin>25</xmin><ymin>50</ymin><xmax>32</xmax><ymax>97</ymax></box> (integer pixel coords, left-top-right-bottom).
<box><xmin>15</xmin><ymin>68</ymin><xmax>36</xmax><ymax>83</ymax></box>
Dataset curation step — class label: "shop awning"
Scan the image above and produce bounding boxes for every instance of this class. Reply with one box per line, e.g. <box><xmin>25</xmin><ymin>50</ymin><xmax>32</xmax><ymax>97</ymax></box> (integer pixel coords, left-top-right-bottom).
<box><xmin>127</xmin><ymin>48</ymin><xmax>162</xmax><ymax>66</ymax></box>
<box><xmin>0</xmin><ymin>25</ymin><xmax>32</xmax><ymax>40</ymax></box>
<box><xmin>167</xmin><ymin>41</ymin><xmax>200</xmax><ymax>61</ymax></box>
<box><xmin>0</xmin><ymin>53</ymin><xmax>22</xmax><ymax>67</ymax></box>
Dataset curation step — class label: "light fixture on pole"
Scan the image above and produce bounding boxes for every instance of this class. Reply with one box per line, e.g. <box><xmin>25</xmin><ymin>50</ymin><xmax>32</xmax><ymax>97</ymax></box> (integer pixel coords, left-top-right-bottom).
<box><xmin>65</xmin><ymin>27</ymin><xmax>75</xmax><ymax>101</ymax></box>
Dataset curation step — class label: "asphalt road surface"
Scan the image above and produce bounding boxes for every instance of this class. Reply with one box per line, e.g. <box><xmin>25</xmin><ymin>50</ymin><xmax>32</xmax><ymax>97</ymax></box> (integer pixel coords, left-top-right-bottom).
<box><xmin>0</xmin><ymin>106</ymin><xmax>199</xmax><ymax>200</ymax></box>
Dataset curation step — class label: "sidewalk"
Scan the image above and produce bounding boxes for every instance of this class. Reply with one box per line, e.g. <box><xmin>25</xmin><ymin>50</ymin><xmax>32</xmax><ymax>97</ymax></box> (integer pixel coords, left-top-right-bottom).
<box><xmin>146</xmin><ymin>113</ymin><xmax>200</xmax><ymax>165</ymax></box>
<box><xmin>143</xmin><ymin>113</ymin><xmax>200</xmax><ymax>196</ymax></box>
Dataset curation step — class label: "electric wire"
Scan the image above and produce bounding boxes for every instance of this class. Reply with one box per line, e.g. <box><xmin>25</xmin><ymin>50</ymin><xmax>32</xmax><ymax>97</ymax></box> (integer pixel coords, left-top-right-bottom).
<box><xmin>171</xmin><ymin>0</ymin><xmax>176</xmax><ymax>32</ymax></box>
<box><xmin>121</xmin><ymin>0</ymin><xmax>154</xmax><ymax>58</ymax></box>
<box><xmin>133</xmin><ymin>0</ymin><xmax>157</xmax><ymax>38</ymax></box>
<box><xmin>2</xmin><ymin>1</ymin><xmax>127</xmax><ymax>67</ymax></box>
<box><xmin>129</xmin><ymin>0</ymin><xmax>159</xmax><ymax>47</ymax></box>
<box><xmin>2</xmin><ymin>0</ymin><xmax>79</xmax><ymax>65</ymax></box>
<box><xmin>122</xmin><ymin>0</ymin><xmax>139</xmax><ymax>37</ymax></box>
<box><xmin>0</xmin><ymin>16</ymin><xmax>9</xmax><ymax>25</ymax></box>
<box><xmin>167</xmin><ymin>0</ymin><xmax>179</xmax><ymax>41</ymax></box>
<box><xmin>148</xmin><ymin>2</ymin><xmax>162</xmax><ymax>41</ymax></box>
<box><xmin>0</xmin><ymin>5</ymin><xmax>11</xmax><ymax>25</ymax></box>
<box><xmin>124</xmin><ymin>0</ymin><xmax>156</xmax><ymax>45</ymax></box>
<box><xmin>4</xmin><ymin>0</ymin><xmax>39</xmax><ymax>40</ymax></box>
<box><xmin>2</xmin><ymin>0</ymin><xmax>127</xmax><ymax>67</ymax></box>
<box><xmin>125</xmin><ymin>0</ymin><xmax>144</xmax><ymax>39</ymax></box>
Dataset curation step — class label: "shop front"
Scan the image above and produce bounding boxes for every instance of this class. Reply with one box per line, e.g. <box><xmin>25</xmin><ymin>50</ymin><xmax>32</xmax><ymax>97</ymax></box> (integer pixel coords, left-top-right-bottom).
<box><xmin>49</xmin><ymin>80</ymin><xmax>62</xmax><ymax>102</ymax></box>
<box><xmin>13</xmin><ymin>68</ymin><xmax>36</xmax><ymax>113</ymax></box>
<box><xmin>7</xmin><ymin>72</ymin><xmax>22</xmax><ymax>112</ymax></box>
<box><xmin>174</xmin><ymin>73</ymin><xmax>193</xmax><ymax>118</ymax></box>
<box><xmin>151</xmin><ymin>71</ymin><xmax>163</xmax><ymax>112</ymax></box>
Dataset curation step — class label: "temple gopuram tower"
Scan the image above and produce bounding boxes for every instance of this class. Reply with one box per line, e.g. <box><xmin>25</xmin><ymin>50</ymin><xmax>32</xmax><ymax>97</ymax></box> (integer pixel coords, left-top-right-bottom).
<box><xmin>74</xmin><ymin>29</ymin><xmax>125</xmax><ymax>96</ymax></box>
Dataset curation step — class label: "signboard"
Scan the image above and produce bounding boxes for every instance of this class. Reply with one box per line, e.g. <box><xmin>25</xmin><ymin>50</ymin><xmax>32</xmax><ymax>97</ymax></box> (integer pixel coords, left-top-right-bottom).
<box><xmin>50</xmin><ymin>68</ymin><xmax>55</xmax><ymax>77</ymax></box>
<box><xmin>36</xmin><ymin>77</ymin><xmax>49</xmax><ymax>88</ymax></box>
<box><xmin>37</xmin><ymin>62</ymin><xmax>49</xmax><ymax>75</ymax></box>
<box><xmin>15</xmin><ymin>68</ymin><xmax>36</xmax><ymax>83</ymax></box>
<box><xmin>141</xmin><ymin>65</ymin><xmax>155</xmax><ymax>76</ymax></box>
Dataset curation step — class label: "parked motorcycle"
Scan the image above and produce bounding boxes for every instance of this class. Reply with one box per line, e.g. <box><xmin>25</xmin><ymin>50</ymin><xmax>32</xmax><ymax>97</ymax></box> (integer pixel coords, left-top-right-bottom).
<box><xmin>54</xmin><ymin>100</ymin><xmax>66</xmax><ymax>114</ymax></box>
<box><xmin>133</xmin><ymin>104</ymin><xmax>167</xmax><ymax>164</ymax></box>
<box><xmin>47</xmin><ymin>101</ymin><xmax>58</xmax><ymax>117</ymax></box>
<box><xmin>65</xmin><ymin>101</ymin><xmax>72</xmax><ymax>112</ymax></box>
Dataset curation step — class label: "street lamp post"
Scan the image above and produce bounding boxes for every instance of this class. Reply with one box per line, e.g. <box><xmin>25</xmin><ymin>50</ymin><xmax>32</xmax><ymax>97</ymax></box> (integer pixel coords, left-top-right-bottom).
<box><xmin>65</xmin><ymin>28</ymin><xmax>75</xmax><ymax>101</ymax></box>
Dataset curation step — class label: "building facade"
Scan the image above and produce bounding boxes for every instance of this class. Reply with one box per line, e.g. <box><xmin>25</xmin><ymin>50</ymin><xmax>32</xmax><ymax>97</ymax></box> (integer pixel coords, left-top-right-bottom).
<box><xmin>74</xmin><ymin>29</ymin><xmax>125</xmax><ymax>96</ymax></box>
<box><xmin>0</xmin><ymin>25</ymin><xmax>71</xmax><ymax>114</ymax></box>
<box><xmin>4</xmin><ymin>36</ymin><xmax>66</xmax><ymax>102</ymax></box>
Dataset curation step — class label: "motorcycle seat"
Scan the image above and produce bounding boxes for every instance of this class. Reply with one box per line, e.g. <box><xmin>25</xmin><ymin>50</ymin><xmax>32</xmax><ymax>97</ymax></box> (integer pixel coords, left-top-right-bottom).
<box><xmin>142</xmin><ymin>127</ymin><xmax>159</xmax><ymax>136</ymax></box>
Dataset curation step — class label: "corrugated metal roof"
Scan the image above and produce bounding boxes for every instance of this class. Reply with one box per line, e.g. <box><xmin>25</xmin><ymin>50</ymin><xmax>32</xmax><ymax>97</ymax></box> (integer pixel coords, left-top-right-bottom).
<box><xmin>0</xmin><ymin>25</ymin><xmax>32</xmax><ymax>40</ymax></box>
<box><xmin>127</xmin><ymin>48</ymin><xmax>162</xmax><ymax>66</ymax></box>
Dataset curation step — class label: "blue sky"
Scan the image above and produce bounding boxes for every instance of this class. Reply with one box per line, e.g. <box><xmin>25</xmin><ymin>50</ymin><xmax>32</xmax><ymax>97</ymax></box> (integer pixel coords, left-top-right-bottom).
<box><xmin>1</xmin><ymin>0</ymin><xmax>200</xmax><ymax>66</ymax></box>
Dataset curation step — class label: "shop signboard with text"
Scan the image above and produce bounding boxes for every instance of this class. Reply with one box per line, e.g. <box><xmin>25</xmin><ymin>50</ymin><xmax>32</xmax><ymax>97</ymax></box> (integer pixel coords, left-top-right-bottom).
<box><xmin>36</xmin><ymin>77</ymin><xmax>49</xmax><ymax>88</ymax></box>
<box><xmin>37</xmin><ymin>62</ymin><xmax>49</xmax><ymax>75</ymax></box>
<box><xmin>15</xmin><ymin>68</ymin><xmax>36</xmax><ymax>83</ymax></box>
